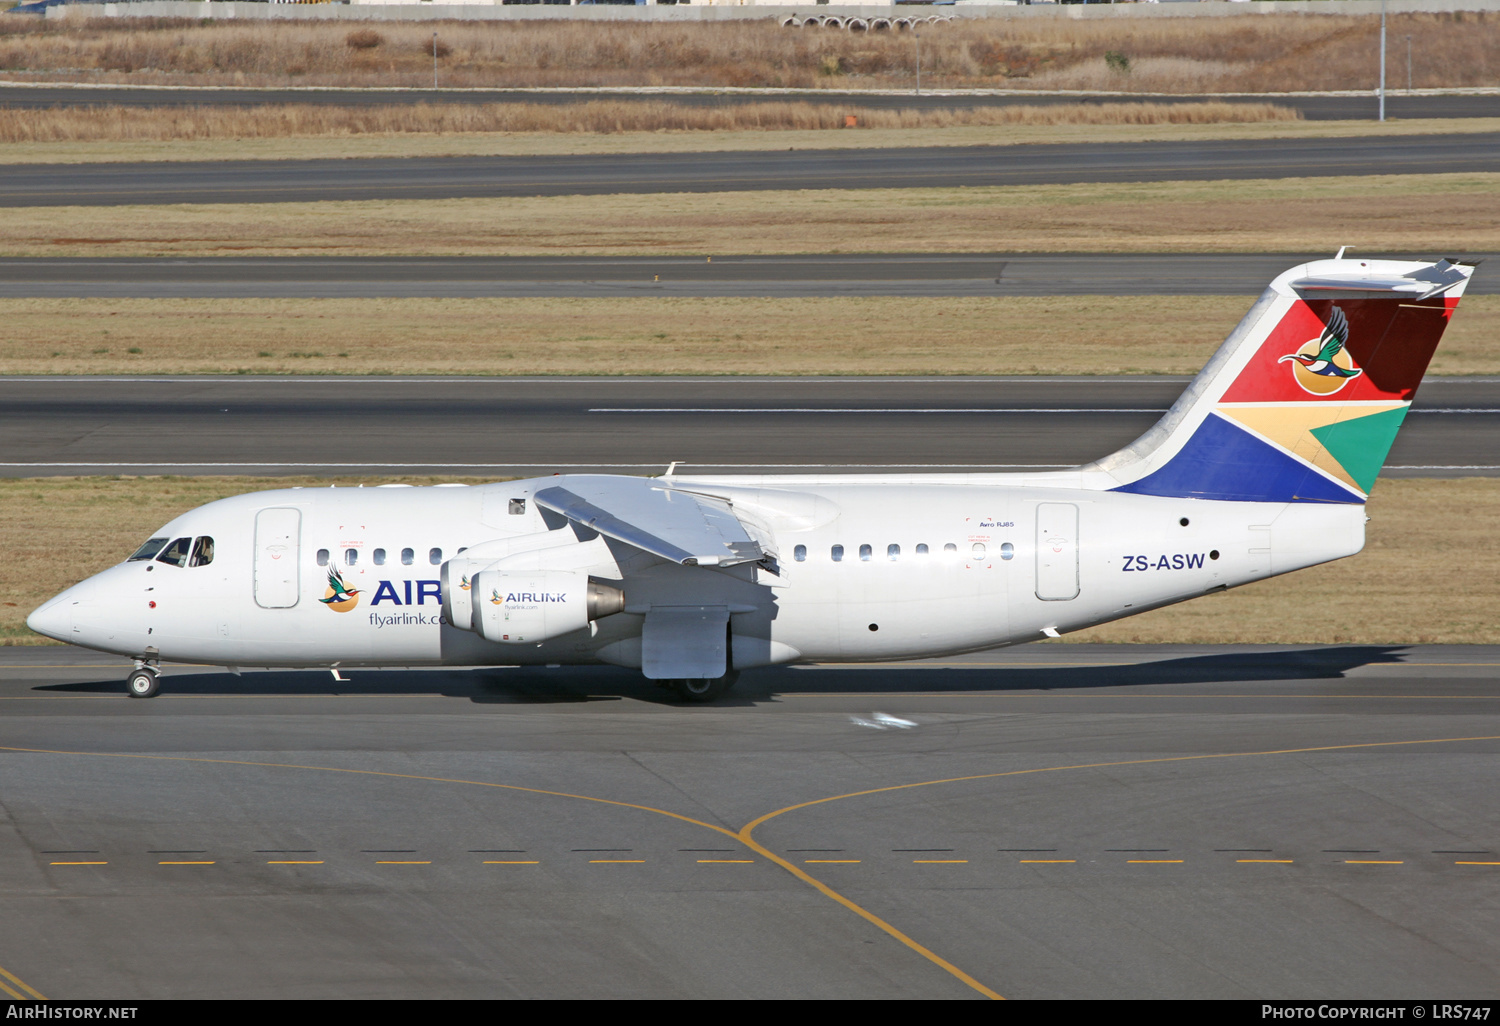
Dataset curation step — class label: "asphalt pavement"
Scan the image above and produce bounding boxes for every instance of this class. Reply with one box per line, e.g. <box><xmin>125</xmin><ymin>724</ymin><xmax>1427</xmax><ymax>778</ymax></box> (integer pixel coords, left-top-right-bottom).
<box><xmin>5</xmin><ymin>132</ymin><xmax>1498</xmax><ymax>207</ymax></box>
<box><xmin>2</xmin><ymin>83</ymin><xmax>1497</xmax><ymax>122</ymax></box>
<box><xmin>4</xmin><ymin>252</ymin><xmax>1495</xmax><ymax>298</ymax></box>
<box><xmin>0</xmin><ymin>376</ymin><xmax>1493</xmax><ymax>477</ymax></box>
<box><xmin>2</xmin><ymin>643</ymin><xmax>1497</xmax><ymax>999</ymax></box>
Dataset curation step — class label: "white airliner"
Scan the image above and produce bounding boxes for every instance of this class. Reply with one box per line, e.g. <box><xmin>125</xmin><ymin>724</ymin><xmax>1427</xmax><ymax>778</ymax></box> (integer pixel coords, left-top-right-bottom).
<box><xmin>28</xmin><ymin>256</ymin><xmax>1473</xmax><ymax>701</ymax></box>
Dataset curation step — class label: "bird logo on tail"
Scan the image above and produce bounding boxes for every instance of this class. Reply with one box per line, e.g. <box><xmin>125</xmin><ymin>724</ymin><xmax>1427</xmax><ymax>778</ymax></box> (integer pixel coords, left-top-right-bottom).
<box><xmin>1279</xmin><ymin>306</ymin><xmax>1364</xmax><ymax>396</ymax></box>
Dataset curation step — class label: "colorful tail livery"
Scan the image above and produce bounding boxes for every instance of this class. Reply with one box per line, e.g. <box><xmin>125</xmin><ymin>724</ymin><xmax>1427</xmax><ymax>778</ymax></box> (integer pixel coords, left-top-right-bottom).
<box><xmin>1091</xmin><ymin>256</ymin><xmax>1474</xmax><ymax>504</ymax></box>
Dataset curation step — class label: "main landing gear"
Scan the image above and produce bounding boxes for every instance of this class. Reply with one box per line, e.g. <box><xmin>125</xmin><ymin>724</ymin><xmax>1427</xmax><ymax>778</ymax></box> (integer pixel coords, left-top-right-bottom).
<box><xmin>127</xmin><ymin>661</ymin><xmax>161</xmax><ymax>699</ymax></box>
<box><xmin>669</xmin><ymin>671</ymin><xmax>739</xmax><ymax>704</ymax></box>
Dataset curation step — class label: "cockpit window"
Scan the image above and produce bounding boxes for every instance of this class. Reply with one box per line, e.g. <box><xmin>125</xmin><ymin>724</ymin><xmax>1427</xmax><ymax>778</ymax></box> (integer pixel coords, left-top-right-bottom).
<box><xmin>128</xmin><ymin>537</ymin><xmax>170</xmax><ymax>562</ymax></box>
<box><xmin>190</xmin><ymin>536</ymin><xmax>215</xmax><ymax>568</ymax></box>
<box><xmin>155</xmin><ymin>537</ymin><xmax>192</xmax><ymax>568</ymax></box>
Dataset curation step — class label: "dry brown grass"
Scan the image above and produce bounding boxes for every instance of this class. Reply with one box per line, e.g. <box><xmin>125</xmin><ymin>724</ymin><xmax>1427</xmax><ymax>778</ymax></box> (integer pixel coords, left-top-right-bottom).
<box><xmin>1069</xmin><ymin>479</ymin><xmax>1500</xmax><ymax>646</ymax></box>
<box><xmin>3</xmin><ymin>476</ymin><xmax>1494</xmax><ymax>646</ymax></box>
<box><xmin>0</xmin><ymin>98</ymin><xmax>1299</xmax><ymax>144</ymax></box>
<box><xmin>3</xmin><ymin>294</ymin><xmax>1494</xmax><ymax>378</ymax></box>
<box><xmin>5</xmin><ymin>172</ymin><xmax>1498</xmax><ymax>260</ymax></box>
<box><xmin>0</xmin><ymin>12</ymin><xmax>1493</xmax><ymax>91</ymax></box>
<box><xmin>4</xmin><ymin>116</ymin><xmax>1496</xmax><ymax>168</ymax></box>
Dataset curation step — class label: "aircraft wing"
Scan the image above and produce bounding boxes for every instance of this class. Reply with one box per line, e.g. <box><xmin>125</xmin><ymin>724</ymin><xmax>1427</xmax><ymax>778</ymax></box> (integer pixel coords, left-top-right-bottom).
<box><xmin>533</xmin><ymin>477</ymin><xmax>769</xmax><ymax>568</ymax></box>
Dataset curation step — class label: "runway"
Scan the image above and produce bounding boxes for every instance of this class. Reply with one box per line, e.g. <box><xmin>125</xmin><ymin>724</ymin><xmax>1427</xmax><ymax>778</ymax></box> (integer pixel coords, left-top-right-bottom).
<box><xmin>0</xmin><ymin>376</ymin><xmax>1495</xmax><ymax>477</ymax></box>
<box><xmin>5</xmin><ymin>253</ymin><xmax>1496</xmax><ymax>298</ymax></box>
<box><xmin>3</xmin><ymin>83</ymin><xmax>1497</xmax><ymax>122</ymax></box>
<box><xmin>5</xmin><ymin>132</ymin><xmax>1498</xmax><ymax>207</ymax></box>
<box><xmin>2</xmin><ymin>643</ymin><xmax>1498</xmax><ymax>998</ymax></box>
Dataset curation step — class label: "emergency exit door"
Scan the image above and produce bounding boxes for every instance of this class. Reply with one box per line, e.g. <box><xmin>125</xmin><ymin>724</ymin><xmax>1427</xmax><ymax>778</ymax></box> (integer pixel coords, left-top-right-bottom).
<box><xmin>1035</xmin><ymin>502</ymin><xmax>1079</xmax><ymax>601</ymax></box>
<box><xmin>254</xmin><ymin>507</ymin><xmax>301</xmax><ymax>609</ymax></box>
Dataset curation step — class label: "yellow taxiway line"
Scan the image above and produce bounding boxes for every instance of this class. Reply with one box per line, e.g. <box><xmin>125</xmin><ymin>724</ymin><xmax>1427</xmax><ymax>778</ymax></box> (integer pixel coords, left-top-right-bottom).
<box><xmin>0</xmin><ymin>962</ymin><xmax>46</xmax><ymax>1001</ymax></box>
<box><xmin>10</xmin><ymin>732</ymin><xmax>1500</xmax><ymax>1002</ymax></box>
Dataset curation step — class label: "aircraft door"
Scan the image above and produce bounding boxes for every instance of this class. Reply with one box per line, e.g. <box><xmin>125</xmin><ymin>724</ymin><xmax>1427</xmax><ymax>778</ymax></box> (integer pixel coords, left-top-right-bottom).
<box><xmin>254</xmin><ymin>507</ymin><xmax>301</xmax><ymax>609</ymax></box>
<box><xmin>1035</xmin><ymin>502</ymin><xmax>1079</xmax><ymax>601</ymax></box>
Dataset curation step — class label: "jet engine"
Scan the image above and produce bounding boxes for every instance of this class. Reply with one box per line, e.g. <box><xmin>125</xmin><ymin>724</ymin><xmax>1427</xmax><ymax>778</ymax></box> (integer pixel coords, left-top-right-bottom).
<box><xmin>440</xmin><ymin>529</ymin><xmax>605</xmax><ymax>631</ymax></box>
<box><xmin>471</xmin><ymin>570</ymin><xmax>625</xmax><ymax>645</ymax></box>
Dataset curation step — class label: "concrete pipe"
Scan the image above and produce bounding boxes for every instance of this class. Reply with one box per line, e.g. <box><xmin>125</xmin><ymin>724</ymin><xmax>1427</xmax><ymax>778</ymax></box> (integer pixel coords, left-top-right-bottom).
<box><xmin>846</xmin><ymin>17</ymin><xmax>867</xmax><ymax>32</ymax></box>
<box><xmin>870</xmin><ymin>18</ymin><xmax>892</xmax><ymax>31</ymax></box>
<box><xmin>781</xmin><ymin>16</ymin><xmax>801</xmax><ymax>28</ymax></box>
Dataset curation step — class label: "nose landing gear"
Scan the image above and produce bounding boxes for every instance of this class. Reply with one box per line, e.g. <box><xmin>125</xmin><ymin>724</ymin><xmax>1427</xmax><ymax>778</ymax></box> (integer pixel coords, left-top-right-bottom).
<box><xmin>127</xmin><ymin>661</ymin><xmax>161</xmax><ymax>699</ymax></box>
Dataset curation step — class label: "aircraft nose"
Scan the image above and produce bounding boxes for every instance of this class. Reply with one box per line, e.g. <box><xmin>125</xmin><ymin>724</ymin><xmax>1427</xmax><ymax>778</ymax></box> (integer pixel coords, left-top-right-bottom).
<box><xmin>26</xmin><ymin>598</ymin><xmax>72</xmax><ymax>643</ymax></box>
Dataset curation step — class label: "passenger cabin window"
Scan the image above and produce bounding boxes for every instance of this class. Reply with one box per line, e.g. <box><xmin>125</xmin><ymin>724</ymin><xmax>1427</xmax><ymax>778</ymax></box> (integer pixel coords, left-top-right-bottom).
<box><xmin>373</xmin><ymin>548</ymin><xmax>386</xmax><ymax>566</ymax></box>
<box><xmin>345</xmin><ymin>548</ymin><xmax>358</xmax><ymax>566</ymax></box>
<box><xmin>944</xmin><ymin>543</ymin><xmax>958</xmax><ymax>553</ymax></box>
<box><xmin>317</xmin><ymin>549</ymin><xmax>329</xmax><ymax>567</ymax></box>
<box><xmin>1000</xmin><ymin>542</ymin><xmax>1015</xmax><ymax>561</ymax></box>
<box><xmin>155</xmin><ymin>537</ymin><xmax>191</xmax><ymax>568</ymax></box>
<box><xmin>401</xmin><ymin>548</ymin><xmax>414</xmax><ymax>566</ymax></box>
<box><xmin>831</xmin><ymin>544</ymin><xmax>844</xmax><ymax>563</ymax></box>
<box><xmin>794</xmin><ymin>544</ymin><xmax>807</xmax><ymax>562</ymax></box>
<box><xmin>972</xmin><ymin>543</ymin><xmax>986</xmax><ymax>557</ymax></box>
<box><xmin>916</xmin><ymin>544</ymin><xmax>929</xmax><ymax>556</ymax></box>
<box><xmin>859</xmin><ymin>544</ymin><xmax>872</xmax><ymax>562</ymax></box>
<box><xmin>190</xmin><ymin>536</ymin><xmax>214</xmax><ymax>568</ymax></box>
<box><xmin>129</xmin><ymin>537</ymin><xmax>169</xmax><ymax>562</ymax></box>
<box><xmin>509</xmin><ymin>498</ymin><xmax>526</xmax><ymax>515</ymax></box>
<box><xmin>887</xmin><ymin>544</ymin><xmax>900</xmax><ymax>561</ymax></box>
<box><xmin>429</xmin><ymin>547</ymin><xmax>443</xmax><ymax>565</ymax></box>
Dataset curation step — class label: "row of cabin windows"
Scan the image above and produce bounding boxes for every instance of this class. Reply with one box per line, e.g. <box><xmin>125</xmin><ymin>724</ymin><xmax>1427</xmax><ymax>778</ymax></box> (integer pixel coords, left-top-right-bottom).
<box><xmin>128</xmin><ymin>536</ymin><xmax>215</xmax><ymax>568</ymax></box>
<box><xmin>792</xmin><ymin>541</ymin><xmax>1015</xmax><ymax>563</ymax></box>
<box><xmin>315</xmin><ymin>547</ymin><xmax>443</xmax><ymax>568</ymax></box>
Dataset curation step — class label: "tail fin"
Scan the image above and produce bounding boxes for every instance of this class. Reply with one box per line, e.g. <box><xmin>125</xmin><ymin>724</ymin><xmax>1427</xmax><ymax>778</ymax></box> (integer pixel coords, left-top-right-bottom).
<box><xmin>1089</xmin><ymin>256</ymin><xmax>1474</xmax><ymax>504</ymax></box>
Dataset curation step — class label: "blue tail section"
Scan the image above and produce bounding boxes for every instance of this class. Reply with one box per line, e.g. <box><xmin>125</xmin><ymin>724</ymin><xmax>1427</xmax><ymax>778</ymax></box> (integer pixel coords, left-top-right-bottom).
<box><xmin>1111</xmin><ymin>414</ymin><xmax>1362</xmax><ymax>505</ymax></box>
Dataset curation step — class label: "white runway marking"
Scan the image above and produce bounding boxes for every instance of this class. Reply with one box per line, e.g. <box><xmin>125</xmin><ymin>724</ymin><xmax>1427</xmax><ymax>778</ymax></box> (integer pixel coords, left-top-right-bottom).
<box><xmin>591</xmin><ymin>407</ymin><xmax>1498</xmax><ymax>415</ymax></box>
<box><xmin>0</xmin><ymin>462</ymin><xmax>1078</xmax><ymax>470</ymax></box>
<box><xmin>592</xmin><ymin>408</ymin><xmax>1168</xmax><ymax>414</ymax></box>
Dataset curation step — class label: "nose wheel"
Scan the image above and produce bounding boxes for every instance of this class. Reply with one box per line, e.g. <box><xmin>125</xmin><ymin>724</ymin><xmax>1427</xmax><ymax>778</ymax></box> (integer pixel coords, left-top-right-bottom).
<box><xmin>127</xmin><ymin>667</ymin><xmax>161</xmax><ymax>699</ymax></box>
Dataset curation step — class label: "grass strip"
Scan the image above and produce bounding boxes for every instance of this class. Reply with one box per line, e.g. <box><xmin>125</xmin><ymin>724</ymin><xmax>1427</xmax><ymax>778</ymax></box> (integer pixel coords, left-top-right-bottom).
<box><xmin>3</xmin><ymin>116</ymin><xmax>1497</xmax><ymax>167</ymax></box>
<box><xmin>7</xmin><ymin>173</ymin><xmax>1498</xmax><ymax>259</ymax></box>
<box><xmin>1</xmin><ymin>12</ymin><xmax>1492</xmax><ymax>93</ymax></box>
<box><xmin>0</xmin><ymin>99</ymin><xmax>1300</xmax><ymax>145</ymax></box>
<box><xmin>4</xmin><ymin>295</ymin><xmax>1495</xmax><ymax>377</ymax></box>
<box><xmin>2</xmin><ymin>476</ymin><xmax>1494</xmax><ymax>647</ymax></box>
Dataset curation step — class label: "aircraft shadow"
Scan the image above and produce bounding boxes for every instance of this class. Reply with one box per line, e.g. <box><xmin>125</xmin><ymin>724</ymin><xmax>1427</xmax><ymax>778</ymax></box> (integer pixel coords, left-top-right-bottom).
<box><xmin>35</xmin><ymin>645</ymin><xmax>1410</xmax><ymax>706</ymax></box>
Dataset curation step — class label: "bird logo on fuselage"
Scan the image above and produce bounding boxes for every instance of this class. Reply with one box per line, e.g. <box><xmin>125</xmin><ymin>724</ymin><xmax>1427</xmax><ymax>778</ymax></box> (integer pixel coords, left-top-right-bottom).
<box><xmin>320</xmin><ymin>565</ymin><xmax>361</xmax><ymax>612</ymax></box>
<box><xmin>1279</xmin><ymin>306</ymin><xmax>1364</xmax><ymax>396</ymax></box>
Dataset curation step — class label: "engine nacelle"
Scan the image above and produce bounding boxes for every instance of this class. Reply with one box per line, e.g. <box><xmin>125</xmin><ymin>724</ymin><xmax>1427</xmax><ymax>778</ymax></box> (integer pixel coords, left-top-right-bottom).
<box><xmin>441</xmin><ymin>530</ymin><xmax>609</xmax><ymax>632</ymax></box>
<box><xmin>440</xmin><ymin>558</ymin><xmax>488</xmax><ymax>632</ymax></box>
<box><xmin>471</xmin><ymin>570</ymin><xmax>625</xmax><ymax>645</ymax></box>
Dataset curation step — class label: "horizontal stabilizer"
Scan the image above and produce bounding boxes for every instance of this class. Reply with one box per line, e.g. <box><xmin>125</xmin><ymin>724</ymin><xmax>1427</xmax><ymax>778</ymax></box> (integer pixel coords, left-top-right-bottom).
<box><xmin>534</xmin><ymin>476</ymin><xmax>767</xmax><ymax>567</ymax></box>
